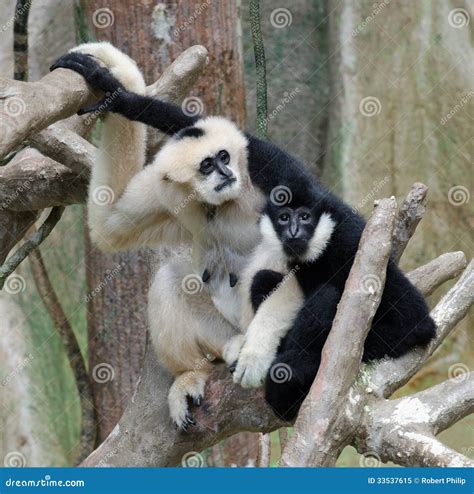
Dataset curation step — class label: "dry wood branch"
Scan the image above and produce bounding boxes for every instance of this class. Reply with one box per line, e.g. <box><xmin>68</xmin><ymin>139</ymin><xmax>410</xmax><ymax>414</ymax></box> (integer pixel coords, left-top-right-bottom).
<box><xmin>370</xmin><ymin>260</ymin><xmax>474</xmax><ymax>397</ymax></box>
<box><xmin>280</xmin><ymin>197</ymin><xmax>398</xmax><ymax>467</ymax></box>
<box><xmin>392</xmin><ymin>182</ymin><xmax>428</xmax><ymax>263</ymax></box>
<box><xmin>29</xmin><ymin>248</ymin><xmax>96</xmax><ymax>463</ymax></box>
<box><xmin>407</xmin><ymin>251</ymin><xmax>467</xmax><ymax>296</ymax></box>
<box><xmin>0</xmin><ymin>207</ymin><xmax>64</xmax><ymax>290</ymax></box>
<box><xmin>0</xmin><ymin>148</ymin><xmax>88</xmax><ymax>211</ymax></box>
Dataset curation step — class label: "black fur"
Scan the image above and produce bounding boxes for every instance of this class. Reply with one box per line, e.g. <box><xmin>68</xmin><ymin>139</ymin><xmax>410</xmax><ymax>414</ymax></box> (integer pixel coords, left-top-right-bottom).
<box><xmin>51</xmin><ymin>53</ymin><xmax>436</xmax><ymax>422</ymax></box>
<box><xmin>175</xmin><ymin>126</ymin><xmax>205</xmax><ymax>140</ymax></box>
<box><xmin>250</xmin><ymin>269</ymin><xmax>284</xmax><ymax>312</ymax></box>
<box><xmin>258</xmin><ymin>189</ymin><xmax>436</xmax><ymax>421</ymax></box>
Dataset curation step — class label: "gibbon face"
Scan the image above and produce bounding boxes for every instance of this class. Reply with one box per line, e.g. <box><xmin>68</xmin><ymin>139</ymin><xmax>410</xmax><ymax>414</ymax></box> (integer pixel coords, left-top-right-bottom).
<box><xmin>155</xmin><ymin>116</ymin><xmax>249</xmax><ymax>206</ymax></box>
<box><xmin>261</xmin><ymin>202</ymin><xmax>336</xmax><ymax>262</ymax></box>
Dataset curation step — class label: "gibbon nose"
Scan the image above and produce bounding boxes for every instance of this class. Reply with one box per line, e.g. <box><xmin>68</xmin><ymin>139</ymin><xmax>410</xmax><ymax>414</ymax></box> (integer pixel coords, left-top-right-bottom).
<box><xmin>216</xmin><ymin>161</ymin><xmax>233</xmax><ymax>178</ymax></box>
<box><xmin>289</xmin><ymin>218</ymin><xmax>300</xmax><ymax>238</ymax></box>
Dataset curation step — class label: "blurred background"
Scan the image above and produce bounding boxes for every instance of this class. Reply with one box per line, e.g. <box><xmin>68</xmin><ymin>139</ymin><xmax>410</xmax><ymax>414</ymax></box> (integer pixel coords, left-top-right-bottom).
<box><xmin>0</xmin><ymin>0</ymin><xmax>472</xmax><ymax>467</ymax></box>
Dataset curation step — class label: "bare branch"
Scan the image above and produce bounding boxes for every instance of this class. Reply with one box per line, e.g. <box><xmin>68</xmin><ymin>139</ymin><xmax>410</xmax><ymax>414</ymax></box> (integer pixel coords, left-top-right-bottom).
<box><xmin>369</xmin><ymin>260</ymin><xmax>474</xmax><ymax>397</ymax></box>
<box><xmin>0</xmin><ymin>207</ymin><xmax>64</xmax><ymax>289</ymax></box>
<box><xmin>392</xmin><ymin>182</ymin><xmax>428</xmax><ymax>263</ymax></box>
<box><xmin>412</xmin><ymin>372</ymin><xmax>474</xmax><ymax>434</ymax></box>
<box><xmin>0</xmin><ymin>148</ymin><xmax>88</xmax><ymax>211</ymax></box>
<box><xmin>0</xmin><ymin>209</ymin><xmax>37</xmax><ymax>264</ymax></box>
<box><xmin>281</xmin><ymin>197</ymin><xmax>398</xmax><ymax>467</ymax></box>
<box><xmin>407</xmin><ymin>251</ymin><xmax>467</xmax><ymax>296</ymax></box>
<box><xmin>29</xmin><ymin>248</ymin><xmax>97</xmax><ymax>463</ymax></box>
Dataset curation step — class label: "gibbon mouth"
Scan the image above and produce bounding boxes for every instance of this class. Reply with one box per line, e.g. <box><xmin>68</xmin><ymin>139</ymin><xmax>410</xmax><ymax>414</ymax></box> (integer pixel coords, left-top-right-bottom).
<box><xmin>215</xmin><ymin>177</ymin><xmax>236</xmax><ymax>192</ymax></box>
<box><xmin>283</xmin><ymin>239</ymin><xmax>308</xmax><ymax>258</ymax></box>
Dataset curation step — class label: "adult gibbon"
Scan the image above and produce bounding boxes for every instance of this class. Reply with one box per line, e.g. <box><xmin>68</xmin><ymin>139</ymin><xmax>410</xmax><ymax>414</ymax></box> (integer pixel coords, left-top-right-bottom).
<box><xmin>50</xmin><ymin>43</ymin><xmax>316</xmax><ymax>429</ymax></box>
<box><xmin>232</xmin><ymin>185</ymin><xmax>436</xmax><ymax>420</ymax></box>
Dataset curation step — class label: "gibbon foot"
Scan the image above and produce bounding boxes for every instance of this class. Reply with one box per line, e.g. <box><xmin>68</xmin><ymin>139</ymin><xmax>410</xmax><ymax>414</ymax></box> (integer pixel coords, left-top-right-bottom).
<box><xmin>222</xmin><ymin>334</ymin><xmax>245</xmax><ymax>366</ymax></box>
<box><xmin>50</xmin><ymin>52</ymin><xmax>126</xmax><ymax>114</ymax></box>
<box><xmin>168</xmin><ymin>371</ymin><xmax>207</xmax><ymax>432</ymax></box>
<box><xmin>233</xmin><ymin>346</ymin><xmax>274</xmax><ymax>389</ymax></box>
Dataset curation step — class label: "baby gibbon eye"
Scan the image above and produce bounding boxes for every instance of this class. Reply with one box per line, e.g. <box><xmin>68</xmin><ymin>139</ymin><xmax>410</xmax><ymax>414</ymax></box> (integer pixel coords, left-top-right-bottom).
<box><xmin>299</xmin><ymin>212</ymin><xmax>310</xmax><ymax>221</ymax></box>
<box><xmin>279</xmin><ymin>213</ymin><xmax>290</xmax><ymax>223</ymax></box>
<box><xmin>199</xmin><ymin>157</ymin><xmax>215</xmax><ymax>175</ymax></box>
<box><xmin>218</xmin><ymin>150</ymin><xmax>230</xmax><ymax>164</ymax></box>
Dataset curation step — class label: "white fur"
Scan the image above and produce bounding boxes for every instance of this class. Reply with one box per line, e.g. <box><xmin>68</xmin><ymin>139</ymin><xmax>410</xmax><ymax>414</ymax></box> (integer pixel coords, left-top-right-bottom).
<box><xmin>73</xmin><ymin>43</ymin><xmax>265</xmax><ymax>428</ymax></box>
<box><xmin>304</xmin><ymin>212</ymin><xmax>336</xmax><ymax>262</ymax></box>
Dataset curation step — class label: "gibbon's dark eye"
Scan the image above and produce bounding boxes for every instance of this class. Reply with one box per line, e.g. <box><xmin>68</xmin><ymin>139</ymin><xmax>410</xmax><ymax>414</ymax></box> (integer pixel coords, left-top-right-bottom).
<box><xmin>218</xmin><ymin>150</ymin><xmax>230</xmax><ymax>164</ymax></box>
<box><xmin>199</xmin><ymin>158</ymin><xmax>214</xmax><ymax>175</ymax></box>
<box><xmin>299</xmin><ymin>212</ymin><xmax>311</xmax><ymax>221</ymax></box>
<box><xmin>279</xmin><ymin>213</ymin><xmax>290</xmax><ymax>223</ymax></box>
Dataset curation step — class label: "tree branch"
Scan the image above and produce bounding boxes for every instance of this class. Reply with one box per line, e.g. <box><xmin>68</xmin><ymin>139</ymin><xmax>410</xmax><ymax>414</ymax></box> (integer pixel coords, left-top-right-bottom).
<box><xmin>280</xmin><ymin>197</ymin><xmax>398</xmax><ymax>467</ymax></box>
<box><xmin>392</xmin><ymin>182</ymin><xmax>428</xmax><ymax>263</ymax></box>
<box><xmin>0</xmin><ymin>207</ymin><xmax>64</xmax><ymax>289</ymax></box>
<box><xmin>407</xmin><ymin>251</ymin><xmax>467</xmax><ymax>296</ymax></box>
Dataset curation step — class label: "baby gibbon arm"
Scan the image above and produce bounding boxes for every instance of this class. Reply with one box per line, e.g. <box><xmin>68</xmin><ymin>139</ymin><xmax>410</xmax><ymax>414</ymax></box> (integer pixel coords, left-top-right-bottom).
<box><xmin>233</xmin><ymin>273</ymin><xmax>304</xmax><ymax>388</ymax></box>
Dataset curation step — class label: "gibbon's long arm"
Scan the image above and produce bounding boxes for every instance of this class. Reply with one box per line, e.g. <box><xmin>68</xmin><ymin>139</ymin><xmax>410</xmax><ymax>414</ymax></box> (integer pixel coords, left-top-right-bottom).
<box><xmin>233</xmin><ymin>274</ymin><xmax>304</xmax><ymax>388</ymax></box>
<box><xmin>51</xmin><ymin>46</ymin><xmax>191</xmax><ymax>252</ymax></box>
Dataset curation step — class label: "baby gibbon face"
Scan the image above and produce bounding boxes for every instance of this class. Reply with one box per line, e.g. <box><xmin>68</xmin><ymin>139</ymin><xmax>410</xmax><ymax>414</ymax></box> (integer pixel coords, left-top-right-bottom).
<box><xmin>261</xmin><ymin>203</ymin><xmax>336</xmax><ymax>262</ymax></box>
